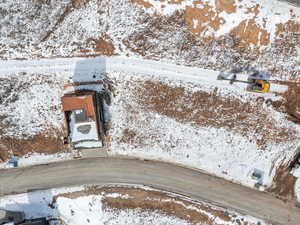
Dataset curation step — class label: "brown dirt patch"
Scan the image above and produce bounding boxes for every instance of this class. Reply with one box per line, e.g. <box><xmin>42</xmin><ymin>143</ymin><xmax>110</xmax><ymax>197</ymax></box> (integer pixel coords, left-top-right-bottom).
<box><xmin>53</xmin><ymin>186</ymin><xmax>252</xmax><ymax>225</ymax></box>
<box><xmin>134</xmin><ymin>80</ymin><xmax>297</xmax><ymax>148</ymax></box>
<box><xmin>102</xmin><ymin>187</ymin><xmax>232</xmax><ymax>225</ymax></box>
<box><xmin>185</xmin><ymin>2</ymin><xmax>222</xmax><ymax>35</ymax></box>
<box><xmin>282</xmin><ymin>83</ymin><xmax>300</xmax><ymax>125</ymax></box>
<box><xmin>90</xmin><ymin>37</ymin><xmax>116</xmax><ymax>56</ymax></box>
<box><xmin>230</xmin><ymin>19</ymin><xmax>270</xmax><ymax>46</ymax></box>
<box><xmin>0</xmin><ymin>144</ymin><xmax>10</xmax><ymax>162</ymax></box>
<box><xmin>267</xmin><ymin>152</ymin><xmax>300</xmax><ymax>200</ymax></box>
<box><xmin>268</xmin><ymin>164</ymin><xmax>296</xmax><ymax>201</ymax></box>
<box><xmin>72</xmin><ymin>0</ymin><xmax>90</xmax><ymax>9</ymax></box>
<box><xmin>0</xmin><ymin>131</ymin><xmax>69</xmax><ymax>163</ymax></box>
<box><xmin>130</xmin><ymin>0</ymin><xmax>270</xmax><ymax>46</ymax></box>
<box><xmin>215</xmin><ymin>0</ymin><xmax>236</xmax><ymax>14</ymax></box>
<box><xmin>276</xmin><ymin>20</ymin><xmax>300</xmax><ymax>37</ymax></box>
<box><xmin>272</xmin><ymin>82</ymin><xmax>300</xmax><ymax>125</ymax></box>
<box><xmin>122</xmin><ymin>0</ymin><xmax>299</xmax><ymax>80</ymax></box>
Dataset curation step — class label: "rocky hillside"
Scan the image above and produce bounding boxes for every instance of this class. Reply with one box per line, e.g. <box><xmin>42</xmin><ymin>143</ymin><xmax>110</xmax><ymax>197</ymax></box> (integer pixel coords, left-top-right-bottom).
<box><xmin>0</xmin><ymin>0</ymin><xmax>299</xmax><ymax>80</ymax></box>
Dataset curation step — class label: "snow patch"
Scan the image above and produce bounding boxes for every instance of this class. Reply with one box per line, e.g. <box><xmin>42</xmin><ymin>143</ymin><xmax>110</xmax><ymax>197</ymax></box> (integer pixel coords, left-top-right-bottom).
<box><xmin>0</xmin><ymin>185</ymin><xmax>270</xmax><ymax>225</ymax></box>
<box><xmin>0</xmin><ymin>186</ymin><xmax>84</xmax><ymax>219</ymax></box>
<box><xmin>0</xmin><ymin>152</ymin><xmax>75</xmax><ymax>169</ymax></box>
<box><xmin>139</xmin><ymin>0</ymin><xmax>300</xmax><ymax>42</ymax></box>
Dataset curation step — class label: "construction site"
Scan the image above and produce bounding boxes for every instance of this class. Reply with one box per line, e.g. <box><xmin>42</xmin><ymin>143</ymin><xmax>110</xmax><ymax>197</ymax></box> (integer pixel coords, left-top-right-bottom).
<box><xmin>0</xmin><ymin>0</ymin><xmax>300</xmax><ymax>225</ymax></box>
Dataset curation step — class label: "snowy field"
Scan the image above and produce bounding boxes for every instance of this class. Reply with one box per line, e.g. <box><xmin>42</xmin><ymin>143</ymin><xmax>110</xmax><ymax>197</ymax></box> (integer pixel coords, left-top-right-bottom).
<box><xmin>0</xmin><ymin>56</ymin><xmax>289</xmax><ymax>141</ymax></box>
<box><xmin>108</xmin><ymin>69</ymin><xmax>300</xmax><ymax>191</ymax></box>
<box><xmin>0</xmin><ymin>0</ymin><xmax>299</xmax><ymax>204</ymax></box>
<box><xmin>0</xmin><ymin>56</ymin><xmax>299</xmax><ymax>198</ymax></box>
<box><xmin>0</xmin><ymin>152</ymin><xmax>75</xmax><ymax>169</ymax></box>
<box><xmin>0</xmin><ymin>185</ymin><xmax>269</xmax><ymax>225</ymax></box>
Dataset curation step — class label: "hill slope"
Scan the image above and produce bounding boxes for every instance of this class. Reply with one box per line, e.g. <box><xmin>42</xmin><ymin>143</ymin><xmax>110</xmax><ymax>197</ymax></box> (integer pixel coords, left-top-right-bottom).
<box><xmin>0</xmin><ymin>0</ymin><xmax>300</xmax><ymax>200</ymax></box>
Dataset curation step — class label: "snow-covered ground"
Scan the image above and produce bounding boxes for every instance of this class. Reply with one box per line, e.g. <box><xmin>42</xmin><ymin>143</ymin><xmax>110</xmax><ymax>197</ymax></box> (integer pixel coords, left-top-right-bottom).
<box><xmin>0</xmin><ymin>2</ymin><xmax>299</xmax><ymax>223</ymax></box>
<box><xmin>56</xmin><ymin>196</ymin><xmax>192</xmax><ymax>225</ymax></box>
<box><xmin>138</xmin><ymin>0</ymin><xmax>300</xmax><ymax>42</ymax></box>
<box><xmin>0</xmin><ymin>56</ymin><xmax>287</xmax><ymax>140</ymax></box>
<box><xmin>108</xmin><ymin>69</ymin><xmax>300</xmax><ymax>190</ymax></box>
<box><xmin>0</xmin><ymin>152</ymin><xmax>75</xmax><ymax>169</ymax></box>
<box><xmin>0</xmin><ymin>56</ymin><xmax>288</xmax><ymax>92</ymax></box>
<box><xmin>0</xmin><ymin>186</ymin><xmax>84</xmax><ymax>219</ymax></box>
<box><xmin>0</xmin><ymin>56</ymin><xmax>299</xmax><ymax>195</ymax></box>
<box><xmin>292</xmin><ymin>161</ymin><xmax>300</xmax><ymax>200</ymax></box>
<box><xmin>0</xmin><ymin>185</ymin><xmax>270</xmax><ymax>225</ymax></box>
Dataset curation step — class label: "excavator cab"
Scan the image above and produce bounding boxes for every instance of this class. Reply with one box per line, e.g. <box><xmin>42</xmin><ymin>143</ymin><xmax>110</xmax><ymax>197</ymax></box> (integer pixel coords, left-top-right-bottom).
<box><xmin>246</xmin><ymin>71</ymin><xmax>270</xmax><ymax>93</ymax></box>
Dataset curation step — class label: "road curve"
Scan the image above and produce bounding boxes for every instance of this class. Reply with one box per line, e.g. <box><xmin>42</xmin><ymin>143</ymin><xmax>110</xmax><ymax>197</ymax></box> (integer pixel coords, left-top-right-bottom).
<box><xmin>279</xmin><ymin>0</ymin><xmax>300</xmax><ymax>7</ymax></box>
<box><xmin>0</xmin><ymin>158</ymin><xmax>299</xmax><ymax>225</ymax></box>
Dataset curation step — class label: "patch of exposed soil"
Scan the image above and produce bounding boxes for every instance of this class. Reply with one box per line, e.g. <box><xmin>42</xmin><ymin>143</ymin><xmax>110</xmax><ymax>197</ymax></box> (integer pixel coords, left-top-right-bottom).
<box><xmin>0</xmin><ymin>131</ymin><xmax>68</xmax><ymax>163</ymax></box>
<box><xmin>281</xmin><ymin>83</ymin><xmax>300</xmax><ymax>125</ymax></box>
<box><xmin>71</xmin><ymin>0</ymin><xmax>90</xmax><ymax>9</ymax></box>
<box><xmin>268</xmin><ymin>81</ymin><xmax>300</xmax><ymax>126</ymax></box>
<box><xmin>122</xmin><ymin>7</ymin><xmax>299</xmax><ymax>80</ymax></box>
<box><xmin>128</xmin><ymin>0</ymin><xmax>300</xmax><ymax>81</ymax></box>
<box><xmin>230</xmin><ymin>19</ymin><xmax>270</xmax><ymax>46</ymax></box>
<box><xmin>267</xmin><ymin>151</ymin><xmax>300</xmax><ymax>200</ymax></box>
<box><xmin>89</xmin><ymin>37</ymin><xmax>116</xmax><ymax>56</ymax></box>
<box><xmin>276</xmin><ymin>20</ymin><xmax>300</xmax><ymax>37</ymax></box>
<box><xmin>0</xmin><ymin>73</ymin><xmax>71</xmax><ymax>163</ymax></box>
<box><xmin>131</xmin><ymin>0</ymin><xmax>278</xmax><ymax>46</ymax></box>
<box><xmin>185</xmin><ymin>2</ymin><xmax>222</xmax><ymax>35</ymax></box>
<box><xmin>215</xmin><ymin>0</ymin><xmax>236</xmax><ymax>14</ymax></box>
<box><xmin>0</xmin><ymin>144</ymin><xmax>10</xmax><ymax>163</ymax></box>
<box><xmin>133</xmin><ymin>80</ymin><xmax>297</xmax><ymax>148</ymax></box>
<box><xmin>53</xmin><ymin>186</ymin><xmax>252</xmax><ymax>225</ymax></box>
<box><xmin>102</xmin><ymin>187</ymin><xmax>232</xmax><ymax>225</ymax></box>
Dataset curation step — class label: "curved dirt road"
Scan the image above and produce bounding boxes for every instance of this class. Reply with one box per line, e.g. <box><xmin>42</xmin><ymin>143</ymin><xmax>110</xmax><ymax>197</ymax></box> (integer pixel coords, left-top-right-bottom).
<box><xmin>0</xmin><ymin>157</ymin><xmax>299</xmax><ymax>225</ymax></box>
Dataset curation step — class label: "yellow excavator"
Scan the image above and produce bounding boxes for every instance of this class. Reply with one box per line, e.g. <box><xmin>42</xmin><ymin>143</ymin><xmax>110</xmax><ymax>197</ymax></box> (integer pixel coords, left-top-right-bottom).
<box><xmin>247</xmin><ymin>77</ymin><xmax>270</xmax><ymax>93</ymax></box>
<box><xmin>217</xmin><ymin>70</ymin><xmax>270</xmax><ymax>93</ymax></box>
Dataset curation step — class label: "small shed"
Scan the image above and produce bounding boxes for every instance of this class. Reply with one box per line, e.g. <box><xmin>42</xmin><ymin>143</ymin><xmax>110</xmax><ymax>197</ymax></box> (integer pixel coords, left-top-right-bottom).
<box><xmin>61</xmin><ymin>90</ymin><xmax>106</xmax><ymax>149</ymax></box>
